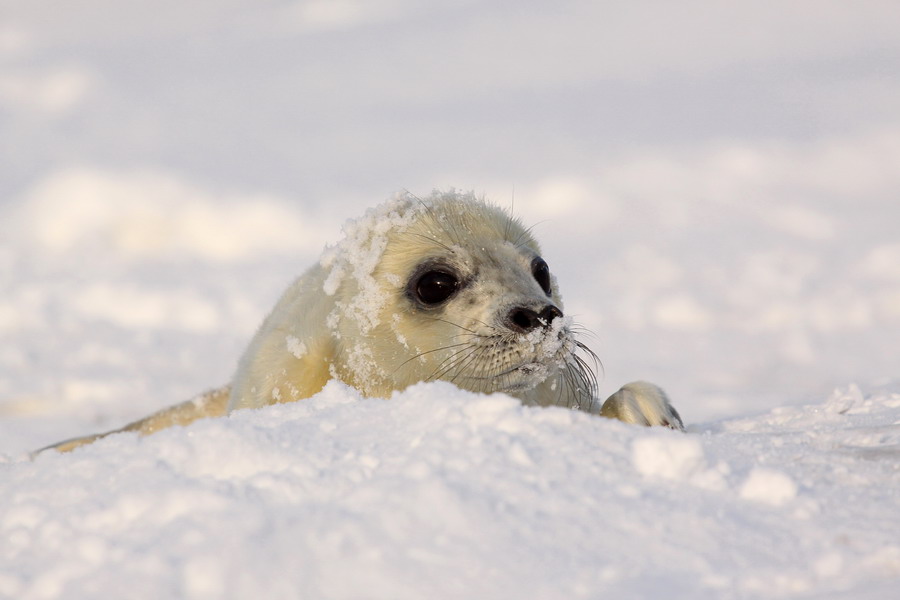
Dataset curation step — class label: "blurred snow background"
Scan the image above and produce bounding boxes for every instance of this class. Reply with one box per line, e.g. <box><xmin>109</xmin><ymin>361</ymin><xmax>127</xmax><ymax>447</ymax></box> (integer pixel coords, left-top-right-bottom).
<box><xmin>0</xmin><ymin>0</ymin><xmax>900</xmax><ymax>597</ymax></box>
<box><xmin>2</xmin><ymin>0</ymin><xmax>898</xmax><ymax>443</ymax></box>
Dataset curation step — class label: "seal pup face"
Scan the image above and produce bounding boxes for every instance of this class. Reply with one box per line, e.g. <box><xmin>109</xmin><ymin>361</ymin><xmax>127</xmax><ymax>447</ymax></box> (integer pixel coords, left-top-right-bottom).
<box><xmin>326</xmin><ymin>191</ymin><xmax>598</xmax><ymax>410</ymax></box>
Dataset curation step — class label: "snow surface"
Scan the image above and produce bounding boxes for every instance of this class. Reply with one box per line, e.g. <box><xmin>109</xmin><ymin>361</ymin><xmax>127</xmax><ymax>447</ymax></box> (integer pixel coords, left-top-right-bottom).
<box><xmin>2</xmin><ymin>1</ymin><xmax>900</xmax><ymax>598</ymax></box>
<box><xmin>3</xmin><ymin>383</ymin><xmax>900</xmax><ymax>599</ymax></box>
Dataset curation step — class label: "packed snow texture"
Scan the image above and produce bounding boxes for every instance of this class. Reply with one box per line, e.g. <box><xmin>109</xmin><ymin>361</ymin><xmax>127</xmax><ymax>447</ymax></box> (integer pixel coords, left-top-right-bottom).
<box><xmin>2</xmin><ymin>1</ymin><xmax>900</xmax><ymax>598</ymax></box>
<box><xmin>3</xmin><ymin>384</ymin><xmax>900</xmax><ymax>599</ymax></box>
<box><xmin>320</xmin><ymin>195</ymin><xmax>424</xmax><ymax>333</ymax></box>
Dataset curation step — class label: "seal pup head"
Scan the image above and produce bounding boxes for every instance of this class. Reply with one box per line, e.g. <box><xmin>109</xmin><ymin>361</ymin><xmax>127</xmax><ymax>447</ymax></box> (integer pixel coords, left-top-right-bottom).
<box><xmin>229</xmin><ymin>190</ymin><xmax>598</xmax><ymax>412</ymax></box>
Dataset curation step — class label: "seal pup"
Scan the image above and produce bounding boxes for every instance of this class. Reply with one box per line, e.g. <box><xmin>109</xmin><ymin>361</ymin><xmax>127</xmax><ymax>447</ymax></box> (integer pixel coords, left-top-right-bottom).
<box><xmin>40</xmin><ymin>190</ymin><xmax>682</xmax><ymax>453</ymax></box>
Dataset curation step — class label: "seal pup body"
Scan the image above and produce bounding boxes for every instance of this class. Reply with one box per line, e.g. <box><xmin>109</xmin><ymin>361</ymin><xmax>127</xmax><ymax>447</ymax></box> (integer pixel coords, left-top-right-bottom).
<box><xmin>39</xmin><ymin>191</ymin><xmax>681</xmax><ymax>454</ymax></box>
<box><xmin>229</xmin><ymin>194</ymin><xmax>597</xmax><ymax>412</ymax></box>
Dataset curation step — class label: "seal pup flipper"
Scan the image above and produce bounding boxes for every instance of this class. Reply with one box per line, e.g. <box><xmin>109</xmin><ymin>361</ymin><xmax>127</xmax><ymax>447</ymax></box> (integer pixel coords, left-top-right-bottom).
<box><xmin>600</xmin><ymin>381</ymin><xmax>684</xmax><ymax>431</ymax></box>
<box><xmin>34</xmin><ymin>385</ymin><xmax>231</xmax><ymax>455</ymax></box>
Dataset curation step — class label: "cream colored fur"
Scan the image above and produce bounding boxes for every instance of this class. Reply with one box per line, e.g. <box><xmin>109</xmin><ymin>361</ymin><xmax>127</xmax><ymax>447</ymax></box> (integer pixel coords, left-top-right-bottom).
<box><xmin>39</xmin><ymin>191</ymin><xmax>681</xmax><ymax>454</ymax></box>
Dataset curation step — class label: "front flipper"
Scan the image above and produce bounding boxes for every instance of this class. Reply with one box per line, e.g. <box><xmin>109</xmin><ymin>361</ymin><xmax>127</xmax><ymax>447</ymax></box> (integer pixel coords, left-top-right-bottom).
<box><xmin>600</xmin><ymin>381</ymin><xmax>684</xmax><ymax>431</ymax></box>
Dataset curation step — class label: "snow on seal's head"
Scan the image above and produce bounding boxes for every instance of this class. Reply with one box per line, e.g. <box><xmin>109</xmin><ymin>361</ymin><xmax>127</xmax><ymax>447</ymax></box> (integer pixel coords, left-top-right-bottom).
<box><xmin>228</xmin><ymin>190</ymin><xmax>598</xmax><ymax>412</ymax></box>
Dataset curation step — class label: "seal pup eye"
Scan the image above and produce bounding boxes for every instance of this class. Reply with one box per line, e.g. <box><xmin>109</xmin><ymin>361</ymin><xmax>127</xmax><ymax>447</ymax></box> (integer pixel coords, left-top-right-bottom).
<box><xmin>531</xmin><ymin>257</ymin><xmax>552</xmax><ymax>296</ymax></box>
<box><xmin>414</xmin><ymin>270</ymin><xmax>460</xmax><ymax>305</ymax></box>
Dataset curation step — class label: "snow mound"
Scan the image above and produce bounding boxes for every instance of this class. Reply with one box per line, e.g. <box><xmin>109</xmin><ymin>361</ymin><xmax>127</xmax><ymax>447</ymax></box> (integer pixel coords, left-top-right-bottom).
<box><xmin>3</xmin><ymin>381</ymin><xmax>899</xmax><ymax>599</ymax></box>
<box><xmin>738</xmin><ymin>468</ymin><xmax>797</xmax><ymax>506</ymax></box>
<box><xmin>10</xmin><ymin>167</ymin><xmax>330</xmax><ymax>261</ymax></box>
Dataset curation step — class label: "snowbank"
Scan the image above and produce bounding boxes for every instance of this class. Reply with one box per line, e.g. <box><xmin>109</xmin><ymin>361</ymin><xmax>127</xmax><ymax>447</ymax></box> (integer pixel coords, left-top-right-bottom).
<box><xmin>3</xmin><ymin>382</ymin><xmax>899</xmax><ymax>599</ymax></box>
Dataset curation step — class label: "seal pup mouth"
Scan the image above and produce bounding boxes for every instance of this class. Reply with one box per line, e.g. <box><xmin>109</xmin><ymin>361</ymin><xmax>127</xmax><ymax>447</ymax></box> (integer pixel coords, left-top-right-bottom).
<box><xmin>468</xmin><ymin>319</ymin><xmax>581</xmax><ymax>394</ymax></box>
<box><xmin>493</xmin><ymin>362</ymin><xmax>554</xmax><ymax>392</ymax></box>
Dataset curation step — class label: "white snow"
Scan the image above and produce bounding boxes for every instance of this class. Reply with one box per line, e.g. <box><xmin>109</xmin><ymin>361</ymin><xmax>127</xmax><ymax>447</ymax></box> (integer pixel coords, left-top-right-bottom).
<box><xmin>285</xmin><ymin>336</ymin><xmax>308</xmax><ymax>360</ymax></box>
<box><xmin>3</xmin><ymin>383</ymin><xmax>899</xmax><ymax>598</ymax></box>
<box><xmin>321</xmin><ymin>194</ymin><xmax>424</xmax><ymax>333</ymax></box>
<box><xmin>2</xmin><ymin>1</ymin><xmax>900</xmax><ymax>598</ymax></box>
<box><xmin>738</xmin><ymin>468</ymin><xmax>798</xmax><ymax>507</ymax></box>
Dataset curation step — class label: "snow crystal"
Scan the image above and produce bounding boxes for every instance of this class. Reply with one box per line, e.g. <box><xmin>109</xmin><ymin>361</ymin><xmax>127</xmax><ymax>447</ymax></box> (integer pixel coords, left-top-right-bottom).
<box><xmin>524</xmin><ymin>314</ymin><xmax>572</xmax><ymax>362</ymax></box>
<box><xmin>390</xmin><ymin>314</ymin><xmax>409</xmax><ymax>348</ymax></box>
<box><xmin>344</xmin><ymin>341</ymin><xmax>388</xmax><ymax>393</ymax></box>
<box><xmin>319</xmin><ymin>194</ymin><xmax>425</xmax><ymax>334</ymax></box>
<box><xmin>285</xmin><ymin>335</ymin><xmax>307</xmax><ymax>359</ymax></box>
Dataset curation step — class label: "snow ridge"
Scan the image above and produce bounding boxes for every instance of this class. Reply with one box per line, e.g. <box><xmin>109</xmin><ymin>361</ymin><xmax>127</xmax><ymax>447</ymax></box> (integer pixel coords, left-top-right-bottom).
<box><xmin>3</xmin><ymin>382</ymin><xmax>899</xmax><ymax>599</ymax></box>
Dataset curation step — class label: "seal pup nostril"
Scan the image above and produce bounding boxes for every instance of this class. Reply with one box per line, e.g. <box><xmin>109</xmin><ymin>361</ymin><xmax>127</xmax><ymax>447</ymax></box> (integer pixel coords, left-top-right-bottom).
<box><xmin>507</xmin><ymin>304</ymin><xmax>563</xmax><ymax>333</ymax></box>
<box><xmin>539</xmin><ymin>305</ymin><xmax>563</xmax><ymax>324</ymax></box>
<box><xmin>508</xmin><ymin>307</ymin><xmax>541</xmax><ymax>332</ymax></box>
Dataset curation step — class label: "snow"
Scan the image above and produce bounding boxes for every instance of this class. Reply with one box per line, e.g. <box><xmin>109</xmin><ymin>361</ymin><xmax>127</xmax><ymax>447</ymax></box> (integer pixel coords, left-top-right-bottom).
<box><xmin>3</xmin><ymin>383</ymin><xmax>899</xmax><ymax>598</ymax></box>
<box><xmin>285</xmin><ymin>335</ymin><xmax>308</xmax><ymax>360</ymax></box>
<box><xmin>320</xmin><ymin>193</ymin><xmax>424</xmax><ymax>332</ymax></box>
<box><xmin>738</xmin><ymin>468</ymin><xmax>798</xmax><ymax>507</ymax></box>
<box><xmin>2</xmin><ymin>1</ymin><xmax>900</xmax><ymax>598</ymax></box>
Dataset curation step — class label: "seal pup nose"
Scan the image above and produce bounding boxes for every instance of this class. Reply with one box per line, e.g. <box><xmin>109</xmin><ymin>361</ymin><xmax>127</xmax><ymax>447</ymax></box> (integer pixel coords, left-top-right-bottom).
<box><xmin>506</xmin><ymin>305</ymin><xmax>563</xmax><ymax>333</ymax></box>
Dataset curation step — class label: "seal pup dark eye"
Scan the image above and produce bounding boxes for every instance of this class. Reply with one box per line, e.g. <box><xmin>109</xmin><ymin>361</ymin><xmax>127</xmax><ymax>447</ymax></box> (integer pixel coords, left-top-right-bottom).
<box><xmin>414</xmin><ymin>270</ymin><xmax>460</xmax><ymax>305</ymax></box>
<box><xmin>531</xmin><ymin>257</ymin><xmax>551</xmax><ymax>296</ymax></box>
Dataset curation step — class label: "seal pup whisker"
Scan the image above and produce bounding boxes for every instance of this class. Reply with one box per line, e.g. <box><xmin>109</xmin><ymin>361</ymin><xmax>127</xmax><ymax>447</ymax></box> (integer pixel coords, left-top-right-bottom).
<box><xmin>432</xmin><ymin>344</ymin><xmax>489</xmax><ymax>387</ymax></box>
<box><xmin>394</xmin><ymin>341</ymin><xmax>473</xmax><ymax>374</ymax></box>
<box><xmin>424</xmin><ymin>315</ymin><xmax>497</xmax><ymax>336</ymax></box>
<box><xmin>398</xmin><ymin>231</ymin><xmax>458</xmax><ymax>254</ymax></box>
<box><xmin>421</xmin><ymin>343</ymin><xmax>480</xmax><ymax>382</ymax></box>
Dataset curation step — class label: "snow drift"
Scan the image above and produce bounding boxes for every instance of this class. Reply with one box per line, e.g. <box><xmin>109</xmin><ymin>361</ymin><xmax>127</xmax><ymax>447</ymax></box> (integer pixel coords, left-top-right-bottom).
<box><xmin>3</xmin><ymin>382</ymin><xmax>899</xmax><ymax>599</ymax></box>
